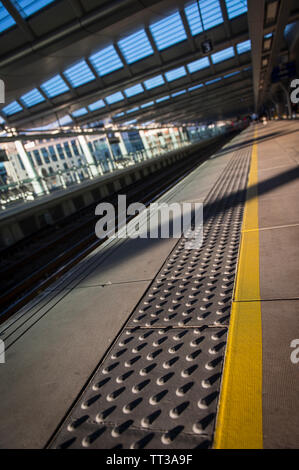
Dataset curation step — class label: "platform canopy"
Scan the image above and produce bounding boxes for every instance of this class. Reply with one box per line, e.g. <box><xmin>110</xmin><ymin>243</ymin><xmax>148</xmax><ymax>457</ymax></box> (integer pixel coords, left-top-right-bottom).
<box><xmin>0</xmin><ymin>0</ymin><xmax>298</xmax><ymax>129</ymax></box>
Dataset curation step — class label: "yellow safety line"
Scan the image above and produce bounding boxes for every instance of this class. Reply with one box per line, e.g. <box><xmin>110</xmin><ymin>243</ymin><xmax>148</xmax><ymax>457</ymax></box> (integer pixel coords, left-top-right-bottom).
<box><xmin>214</xmin><ymin>129</ymin><xmax>263</xmax><ymax>449</ymax></box>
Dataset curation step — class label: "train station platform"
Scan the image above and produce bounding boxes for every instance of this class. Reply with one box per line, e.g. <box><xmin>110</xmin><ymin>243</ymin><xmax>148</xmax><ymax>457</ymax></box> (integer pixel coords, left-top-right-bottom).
<box><xmin>0</xmin><ymin>120</ymin><xmax>298</xmax><ymax>449</ymax></box>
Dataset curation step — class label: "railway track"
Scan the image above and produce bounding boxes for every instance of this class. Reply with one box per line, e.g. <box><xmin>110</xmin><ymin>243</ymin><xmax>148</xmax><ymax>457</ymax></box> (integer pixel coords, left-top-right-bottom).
<box><xmin>0</xmin><ymin>131</ymin><xmax>240</xmax><ymax>324</ymax></box>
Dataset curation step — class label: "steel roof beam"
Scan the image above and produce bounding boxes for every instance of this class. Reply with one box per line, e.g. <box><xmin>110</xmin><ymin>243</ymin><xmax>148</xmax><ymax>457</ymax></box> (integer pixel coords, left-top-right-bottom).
<box><xmin>247</xmin><ymin>0</ymin><xmax>266</xmax><ymax>112</ymax></box>
<box><xmin>6</xmin><ymin>58</ymin><xmax>252</xmax><ymax>129</ymax></box>
<box><xmin>260</xmin><ymin>0</ymin><xmax>293</xmax><ymax>105</ymax></box>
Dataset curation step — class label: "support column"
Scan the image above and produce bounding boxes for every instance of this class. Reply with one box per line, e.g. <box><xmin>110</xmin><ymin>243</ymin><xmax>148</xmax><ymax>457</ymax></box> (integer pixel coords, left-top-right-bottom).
<box><xmin>169</xmin><ymin>127</ymin><xmax>179</xmax><ymax>149</ymax></box>
<box><xmin>77</xmin><ymin>135</ymin><xmax>98</xmax><ymax>177</ymax></box>
<box><xmin>15</xmin><ymin>140</ymin><xmax>44</xmax><ymax>195</ymax></box>
<box><xmin>279</xmin><ymin>82</ymin><xmax>293</xmax><ymax>118</ymax></box>
<box><xmin>105</xmin><ymin>138</ymin><xmax>117</xmax><ymax>171</ymax></box>
<box><xmin>139</xmin><ymin>130</ymin><xmax>153</xmax><ymax>158</ymax></box>
<box><xmin>115</xmin><ymin>132</ymin><xmax>128</xmax><ymax>158</ymax></box>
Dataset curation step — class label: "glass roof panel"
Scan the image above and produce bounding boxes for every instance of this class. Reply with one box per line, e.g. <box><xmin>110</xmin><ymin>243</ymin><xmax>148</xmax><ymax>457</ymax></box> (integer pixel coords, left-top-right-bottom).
<box><xmin>211</xmin><ymin>46</ymin><xmax>235</xmax><ymax>63</ymax></box>
<box><xmin>165</xmin><ymin>66</ymin><xmax>187</xmax><ymax>82</ymax></box>
<box><xmin>64</xmin><ymin>60</ymin><xmax>96</xmax><ymax>88</ymax></box>
<box><xmin>41</xmin><ymin>74</ymin><xmax>69</xmax><ymax>98</ymax></box>
<box><xmin>225</xmin><ymin>0</ymin><xmax>248</xmax><ymax>20</ymax></box>
<box><xmin>156</xmin><ymin>95</ymin><xmax>170</xmax><ymax>103</ymax></box>
<box><xmin>187</xmin><ymin>56</ymin><xmax>210</xmax><ymax>73</ymax></box>
<box><xmin>141</xmin><ymin>101</ymin><xmax>154</xmax><ymax>108</ymax></box>
<box><xmin>124</xmin><ymin>83</ymin><xmax>144</xmax><ymax>97</ymax></box>
<box><xmin>20</xmin><ymin>88</ymin><xmax>45</xmax><ymax>107</ymax></box>
<box><xmin>89</xmin><ymin>45</ymin><xmax>123</xmax><ymax>76</ymax></box>
<box><xmin>236</xmin><ymin>39</ymin><xmax>251</xmax><ymax>54</ymax></box>
<box><xmin>72</xmin><ymin>107</ymin><xmax>88</xmax><ymax>117</ymax></box>
<box><xmin>144</xmin><ymin>74</ymin><xmax>165</xmax><ymax>90</ymax></box>
<box><xmin>88</xmin><ymin>99</ymin><xmax>105</xmax><ymax>112</ymax></box>
<box><xmin>2</xmin><ymin>100</ymin><xmax>23</xmax><ymax>115</ymax></box>
<box><xmin>185</xmin><ymin>0</ymin><xmax>223</xmax><ymax>36</ymax></box>
<box><xmin>149</xmin><ymin>11</ymin><xmax>187</xmax><ymax>50</ymax></box>
<box><xmin>105</xmin><ymin>91</ymin><xmax>124</xmax><ymax>104</ymax></box>
<box><xmin>118</xmin><ymin>29</ymin><xmax>154</xmax><ymax>64</ymax></box>
<box><xmin>0</xmin><ymin>2</ymin><xmax>16</xmax><ymax>33</ymax></box>
<box><xmin>13</xmin><ymin>0</ymin><xmax>56</xmax><ymax>18</ymax></box>
<box><xmin>172</xmin><ymin>90</ymin><xmax>187</xmax><ymax>97</ymax></box>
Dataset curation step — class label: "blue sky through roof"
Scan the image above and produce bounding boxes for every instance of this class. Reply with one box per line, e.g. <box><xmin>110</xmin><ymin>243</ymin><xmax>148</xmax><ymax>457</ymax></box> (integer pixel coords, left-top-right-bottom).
<box><xmin>211</xmin><ymin>46</ymin><xmax>235</xmax><ymax>63</ymax></box>
<box><xmin>144</xmin><ymin>74</ymin><xmax>165</xmax><ymax>90</ymax></box>
<box><xmin>124</xmin><ymin>83</ymin><xmax>144</xmax><ymax>98</ymax></box>
<box><xmin>105</xmin><ymin>91</ymin><xmax>124</xmax><ymax>104</ymax></box>
<box><xmin>89</xmin><ymin>45</ymin><xmax>123</xmax><ymax>76</ymax></box>
<box><xmin>237</xmin><ymin>39</ymin><xmax>251</xmax><ymax>54</ymax></box>
<box><xmin>72</xmin><ymin>107</ymin><xmax>88</xmax><ymax>117</ymax></box>
<box><xmin>41</xmin><ymin>74</ymin><xmax>69</xmax><ymax>98</ymax></box>
<box><xmin>20</xmin><ymin>88</ymin><xmax>45</xmax><ymax>107</ymax></box>
<box><xmin>187</xmin><ymin>56</ymin><xmax>210</xmax><ymax>73</ymax></box>
<box><xmin>88</xmin><ymin>99</ymin><xmax>105</xmax><ymax>112</ymax></box>
<box><xmin>149</xmin><ymin>11</ymin><xmax>187</xmax><ymax>51</ymax></box>
<box><xmin>14</xmin><ymin>0</ymin><xmax>56</xmax><ymax>18</ymax></box>
<box><xmin>165</xmin><ymin>66</ymin><xmax>187</xmax><ymax>82</ymax></box>
<box><xmin>225</xmin><ymin>0</ymin><xmax>248</xmax><ymax>20</ymax></box>
<box><xmin>156</xmin><ymin>95</ymin><xmax>170</xmax><ymax>103</ymax></box>
<box><xmin>118</xmin><ymin>29</ymin><xmax>154</xmax><ymax>64</ymax></box>
<box><xmin>141</xmin><ymin>101</ymin><xmax>154</xmax><ymax>108</ymax></box>
<box><xmin>0</xmin><ymin>2</ymin><xmax>15</xmax><ymax>33</ymax></box>
<box><xmin>64</xmin><ymin>60</ymin><xmax>95</xmax><ymax>88</ymax></box>
<box><xmin>185</xmin><ymin>0</ymin><xmax>223</xmax><ymax>36</ymax></box>
<box><xmin>2</xmin><ymin>100</ymin><xmax>23</xmax><ymax>115</ymax></box>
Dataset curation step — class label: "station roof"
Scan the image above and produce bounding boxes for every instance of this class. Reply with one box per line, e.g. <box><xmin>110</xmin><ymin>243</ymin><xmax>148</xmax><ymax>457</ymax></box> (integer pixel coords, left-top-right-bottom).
<box><xmin>0</xmin><ymin>0</ymin><xmax>298</xmax><ymax>129</ymax></box>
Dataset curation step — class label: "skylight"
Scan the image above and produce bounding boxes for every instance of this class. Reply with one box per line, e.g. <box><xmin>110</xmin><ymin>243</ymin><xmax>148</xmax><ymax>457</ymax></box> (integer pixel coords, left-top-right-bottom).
<box><xmin>225</xmin><ymin>0</ymin><xmax>248</xmax><ymax>20</ymax></box>
<box><xmin>211</xmin><ymin>46</ymin><xmax>235</xmax><ymax>64</ymax></box>
<box><xmin>237</xmin><ymin>39</ymin><xmax>251</xmax><ymax>54</ymax></box>
<box><xmin>188</xmin><ymin>83</ymin><xmax>204</xmax><ymax>91</ymax></box>
<box><xmin>2</xmin><ymin>100</ymin><xmax>22</xmax><ymax>115</ymax></box>
<box><xmin>124</xmin><ymin>83</ymin><xmax>144</xmax><ymax>98</ymax></box>
<box><xmin>114</xmin><ymin>112</ymin><xmax>125</xmax><ymax>117</ymax></box>
<box><xmin>172</xmin><ymin>90</ymin><xmax>187</xmax><ymax>97</ymax></box>
<box><xmin>124</xmin><ymin>119</ymin><xmax>137</xmax><ymax>125</ymax></box>
<box><xmin>149</xmin><ymin>11</ymin><xmax>187</xmax><ymax>51</ymax></box>
<box><xmin>206</xmin><ymin>77</ymin><xmax>222</xmax><ymax>85</ymax></box>
<box><xmin>224</xmin><ymin>71</ymin><xmax>240</xmax><ymax>78</ymax></box>
<box><xmin>14</xmin><ymin>0</ymin><xmax>56</xmax><ymax>18</ymax></box>
<box><xmin>0</xmin><ymin>2</ymin><xmax>16</xmax><ymax>33</ymax></box>
<box><xmin>20</xmin><ymin>88</ymin><xmax>45</xmax><ymax>107</ymax></box>
<box><xmin>64</xmin><ymin>60</ymin><xmax>95</xmax><ymax>88</ymax></box>
<box><xmin>72</xmin><ymin>107</ymin><xmax>88</xmax><ymax>117</ymax></box>
<box><xmin>0</xmin><ymin>115</ymin><xmax>5</xmax><ymax>123</ymax></box>
<box><xmin>56</xmin><ymin>114</ymin><xmax>72</xmax><ymax>125</ymax></box>
<box><xmin>141</xmin><ymin>101</ymin><xmax>154</xmax><ymax>108</ymax></box>
<box><xmin>156</xmin><ymin>95</ymin><xmax>170</xmax><ymax>103</ymax></box>
<box><xmin>165</xmin><ymin>66</ymin><xmax>187</xmax><ymax>82</ymax></box>
<box><xmin>144</xmin><ymin>74</ymin><xmax>165</xmax><ymax>90</ymax></box>
<box><xmin>185</xmin><ymin>0</ymin><xmax>223</xmax><ymax>36</ymax></box>
<box><xmin>127</xmin><ymin>107</ymin><xmax>139</xmax><ymax>114</ymax></box>
<box><xmin>89</xmin><ymin>45</ymin><xmax>123</xmax><ymax>76</ymax></box>
<box><xmin>41</xmin><ymin>74</ymin><xmax>70</xmax><ymax>98</ymax></box>
<box><xmin>118</xmin><ymin>29</ymin><xmax>154</xmax><ymax>64</ymax></box>
<box><xmin>88</xmin><ymin>99</ymin><xmax>105</xmax><ymax>112</ymax></box>
<box><xmin>105</xmin><ymin>91</ymin><xmax>124</xmax><ymax>105</ymax></box>
<box><xmin>187</xmin><ymin>56</ymin><xmax>210</xmax><ymax>73</ymax></box>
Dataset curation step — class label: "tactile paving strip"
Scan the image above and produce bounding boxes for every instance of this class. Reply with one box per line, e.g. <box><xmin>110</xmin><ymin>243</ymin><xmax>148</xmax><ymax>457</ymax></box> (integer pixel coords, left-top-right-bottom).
<box><xmin>50</xmin><ymin>142</ymin><xmax>252</xmax><ymax>449</ymax></box>
<box><xmin>52</xmin><ymin>327</ymin><xmax>226</xmax><ymax>449</ymax></box>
